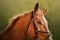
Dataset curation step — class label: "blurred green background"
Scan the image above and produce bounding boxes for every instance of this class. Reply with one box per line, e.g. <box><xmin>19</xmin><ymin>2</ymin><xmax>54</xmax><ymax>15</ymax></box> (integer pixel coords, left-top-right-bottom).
<box><xmin>0</xmin><ymin>0</ymin><xmax>60</xmax><ymax>40</ymax></box>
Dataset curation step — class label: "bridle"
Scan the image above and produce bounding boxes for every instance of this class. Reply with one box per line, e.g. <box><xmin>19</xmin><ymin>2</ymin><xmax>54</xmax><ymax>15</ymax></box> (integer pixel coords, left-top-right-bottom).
<box><xmin>26</xmin><ymin>11</ymin><xmax>51</xmax><ymax>40</ymax></box>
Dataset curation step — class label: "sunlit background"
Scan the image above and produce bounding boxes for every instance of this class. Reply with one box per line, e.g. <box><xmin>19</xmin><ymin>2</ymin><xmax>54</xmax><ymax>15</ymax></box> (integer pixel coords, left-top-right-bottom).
<box><xmin>0</xmin><ymin>0</ymin><xmax>60</xmax><ymax>40</ymax></box>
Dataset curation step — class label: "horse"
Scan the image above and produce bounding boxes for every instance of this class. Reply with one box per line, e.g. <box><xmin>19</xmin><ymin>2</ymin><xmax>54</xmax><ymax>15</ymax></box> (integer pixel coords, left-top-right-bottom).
<box><xmin>0</xmin><ymin>3</ymin><xmax>53</xmax><ymax>40</ymax></box>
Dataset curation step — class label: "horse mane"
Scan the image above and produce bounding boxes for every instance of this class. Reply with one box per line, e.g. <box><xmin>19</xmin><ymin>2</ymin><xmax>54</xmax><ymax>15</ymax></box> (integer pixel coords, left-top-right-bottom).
<box><xmin>4</xmin><ymin>10</ymin><xmax>32</xmax><ymax>33</ymax></box>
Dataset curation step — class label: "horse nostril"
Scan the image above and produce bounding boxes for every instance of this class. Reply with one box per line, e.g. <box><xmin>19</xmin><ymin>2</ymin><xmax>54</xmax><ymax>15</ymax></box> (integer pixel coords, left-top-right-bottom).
<box><xmin>37</xmin><ymin>21</ymin><xmax>41</xmax><ymax>24</ymax></box>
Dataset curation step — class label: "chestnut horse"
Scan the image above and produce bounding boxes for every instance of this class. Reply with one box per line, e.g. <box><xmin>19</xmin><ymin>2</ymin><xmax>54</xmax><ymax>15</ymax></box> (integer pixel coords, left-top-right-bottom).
<box><xmin>0</xmin><ymin>3</ymin><xmax>53</xmax><ymax>40</ymax></box>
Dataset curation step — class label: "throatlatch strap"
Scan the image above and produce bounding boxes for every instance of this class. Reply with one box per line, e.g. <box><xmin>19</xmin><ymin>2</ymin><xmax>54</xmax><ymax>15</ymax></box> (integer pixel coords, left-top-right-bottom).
<box><xmin>31</xmin><ymin>11</ymin><xmax>38</xmax><ymax>40</ymax></box>
<box><xmin>26</xmin><ymin>11</ymin><xmax>38</xmax><ymax>40</ymax></box>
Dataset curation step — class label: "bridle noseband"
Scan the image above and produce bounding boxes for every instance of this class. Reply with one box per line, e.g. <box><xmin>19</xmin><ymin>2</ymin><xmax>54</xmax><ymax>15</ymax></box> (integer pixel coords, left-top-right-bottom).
<box><xmin>26</xmin><ymin>11</ymin><xmax>51</xmax><ymax>40</ymax></box>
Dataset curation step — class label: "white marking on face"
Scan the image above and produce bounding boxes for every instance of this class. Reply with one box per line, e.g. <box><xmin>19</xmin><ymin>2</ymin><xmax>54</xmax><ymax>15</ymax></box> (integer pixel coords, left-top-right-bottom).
<box><xmin>36</xmin><ymin>9</ymin><xmax>50</xmax><ymax>32</ymax></box>
<box><xmin>36</xmin><ymin>9</ymin><xmax>53</xmax><ymax>40</ymax></box>
<box><xmin>42</xmin><ymin>15</ymin><xmax>49</xmax><ymax>32</ymax></box>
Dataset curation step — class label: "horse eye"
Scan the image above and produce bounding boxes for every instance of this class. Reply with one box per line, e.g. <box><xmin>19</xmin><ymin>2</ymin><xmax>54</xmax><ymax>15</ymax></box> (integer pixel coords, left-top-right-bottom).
<box><xmin>37</xmin><ymin>21</ymin><xmax>41</xmax><ymax>24</ymax></box>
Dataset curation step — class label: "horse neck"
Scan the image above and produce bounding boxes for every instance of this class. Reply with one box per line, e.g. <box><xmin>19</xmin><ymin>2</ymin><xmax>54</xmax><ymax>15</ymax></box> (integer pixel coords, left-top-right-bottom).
<box><xmin>2</xmin><ymin>11</ymin><xmax>32</xmax><ymax>40</ymax></box>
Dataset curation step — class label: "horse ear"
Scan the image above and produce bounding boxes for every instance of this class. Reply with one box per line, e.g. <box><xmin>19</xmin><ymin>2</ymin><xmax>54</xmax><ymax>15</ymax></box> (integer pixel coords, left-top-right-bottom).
<box><xmin>34</xmin><ymin>2</ymin><xmax>39</xmax><ymax>13</ymax></box>
<box><xmin>43</xmin><ymin>8</ymin><xmax>47</xmax><ymax>14</ymax></box>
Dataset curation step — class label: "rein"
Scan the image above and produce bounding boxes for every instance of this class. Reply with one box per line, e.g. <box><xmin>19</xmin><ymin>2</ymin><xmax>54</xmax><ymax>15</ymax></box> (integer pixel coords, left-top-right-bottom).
<box><xmin>26</xmin><ymin>11</ymin><xmax>51</xmax><ymax>40</ymax></box>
